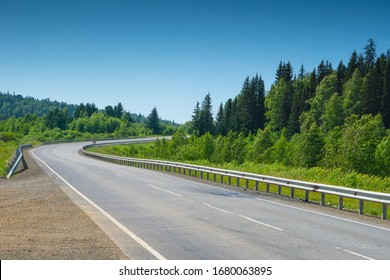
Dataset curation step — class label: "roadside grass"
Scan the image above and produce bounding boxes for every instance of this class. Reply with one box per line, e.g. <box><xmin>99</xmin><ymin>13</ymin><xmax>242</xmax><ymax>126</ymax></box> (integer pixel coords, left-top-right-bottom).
<box><xmin>0</xmin><ymin>141</ymin><xmax>18</xmax><ymax>177</ymax></box>
<box><xmin>88</xmin><ymin>144</ymin><xmax>390</xmax><ymax>219</ymax></box>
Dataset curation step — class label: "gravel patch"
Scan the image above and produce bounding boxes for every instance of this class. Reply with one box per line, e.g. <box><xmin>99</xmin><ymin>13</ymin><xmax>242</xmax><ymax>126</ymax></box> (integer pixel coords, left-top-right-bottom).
<box><xmin>0</xmin><ymin>150</ymin><xmax>128</xmax><ymax>260</ymax></box>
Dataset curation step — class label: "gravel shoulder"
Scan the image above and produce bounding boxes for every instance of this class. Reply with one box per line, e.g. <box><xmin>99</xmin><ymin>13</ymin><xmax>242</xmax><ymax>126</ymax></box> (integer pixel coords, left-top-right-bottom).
<box><xmin>0</xmin><ymin>150</ymin><xmax>128</xmax><ymax>260</ymax></box>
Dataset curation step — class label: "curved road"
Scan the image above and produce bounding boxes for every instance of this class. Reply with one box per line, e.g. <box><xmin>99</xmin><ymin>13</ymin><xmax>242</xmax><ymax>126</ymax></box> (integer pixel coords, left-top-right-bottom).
<box><xmin>30</xmin><ymin>139</ymin><xmax>390</xmax><ymax>260</ymax></box>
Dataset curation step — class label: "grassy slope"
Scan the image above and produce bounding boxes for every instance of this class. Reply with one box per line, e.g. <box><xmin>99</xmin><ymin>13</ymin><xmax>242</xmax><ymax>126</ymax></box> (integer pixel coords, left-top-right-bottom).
<box><xmin>0</xmin><ymin>141</ymin><xmax>18</xmax><ymax>177</ymax></box>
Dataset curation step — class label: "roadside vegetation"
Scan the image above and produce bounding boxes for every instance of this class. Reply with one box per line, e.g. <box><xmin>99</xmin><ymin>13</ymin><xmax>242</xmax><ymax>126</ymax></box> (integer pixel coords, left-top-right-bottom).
<box><xmin>0</xmin><ymin>94</ymin><xmax>179</xmax><ymax>176</ymax></box>
<box><xmin>0</xmin><ymin>132</ymin><xmax>18</xmax><ymax>176</ymax></box>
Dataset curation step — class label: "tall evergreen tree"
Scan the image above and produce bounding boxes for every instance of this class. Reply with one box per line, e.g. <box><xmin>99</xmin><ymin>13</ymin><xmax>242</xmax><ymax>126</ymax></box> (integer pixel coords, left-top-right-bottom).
<box><xmin>298</xmin><ymin>64</ymin><xmax>305</xmax><ymax>79</ymax></box>
<box><xmin>191</xmin><ymin>102</ymin><xmax>201</xmax><ymax>136</ymax></box>
<box><xmin>335</xmin><ymin>61</ymin><xmax>346</xmax><ymax>95</ymax></box>
<box><xmin>364</xmin><ymin>38</ymin><xmax>377</xmax><ymax>71</ymax></box>
<box><xmin>215</xmin><ymin>103</ymin><xmax>226</xmax><ymax>135</ymax></box>
<box><xmin>147</xmin><ymin>107</ymin><xmax>160</xmax><ymax>134</ymax></box>
<box><xmin>346</xmin><ymin>50</ymin><xmax>359</xmax><ymax>80</ymax></box>
<box><xmin>224</xmin><ymin>98</ymin><xmax>237</xmax><ymax>133</ymax></box>
<box><xmin>199</xmin><ymin>93</ymin><xmax>214</xmax><ymax>135</ymax></box>
<box><xmin>363</xmin><ymin>59</ymin><xmax>383</xmax><ymax>115</ymax></box>
<box><xmin>237</xmin><ymin>75</ymin><xmax>266</xmax><ymax>135</ymax></box>
<box><xmin>114</xmin><ymin>102</ymin><xmax>124</xmax><ymax>118</ymax></box>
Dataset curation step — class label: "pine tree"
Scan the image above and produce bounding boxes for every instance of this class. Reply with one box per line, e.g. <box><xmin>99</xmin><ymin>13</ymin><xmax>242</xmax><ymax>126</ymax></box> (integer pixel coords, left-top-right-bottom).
<box><xmin>215</xmin><ymin>103</ymin><xmax>226</xmax><ymax>135</ymax></box>
<box><xmin>335</xmin><ymin>61</ymin><xmax>346</xmax><ymax>95</ymax></box>
<box><xmin>298</xmin><ymin>64</ymin><xmax>305</xmax><ymax>79</ymax></box>
<box><xmin>191</xmin><ymin>102</ymin><xmax>201</xmax><ymax>136</ymax></box>
<box><xmin>237</xmin><ymin>75</ymin><xmax>265</xmax><ymax>135</ymax></box>
<box><xmin>114</xmin><ymin>102</ymin><xmax>124</xmax><ymax>118</ymax></box>
<box><xmin>363</xmin><ymin>59</ymin><xmax>383</xmax><ymax>115</ymax></box>
<box><xmin>346</xmin><ymin>50</ymin><xmax>358</xmax><ymax>79</ymax></box>
<box><xmin>364</xmin><ymin>38</ymin><xmax>377</xmax><ymax>71</ymax></box>
<box><xmin>147</xmin><ymin>107</ymin><xmax>160</xmax><ymax>134</ymax></box>
<box><xmin>199</xmin><ymin>93</ymin><xmax>214</xmax><ymax>135</ymax></box>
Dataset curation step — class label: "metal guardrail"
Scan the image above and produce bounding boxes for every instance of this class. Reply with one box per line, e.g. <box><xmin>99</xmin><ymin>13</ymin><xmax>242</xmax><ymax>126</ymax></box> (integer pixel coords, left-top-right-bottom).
<box><xmin>81</xmin><ymin>145</ymin><xmax>390</xmax><ymax>220</ymax></box>
<box><xmin>6</xmin><ymin>144</ymin><xmax>32</xmax><ymax>178</ymax></box>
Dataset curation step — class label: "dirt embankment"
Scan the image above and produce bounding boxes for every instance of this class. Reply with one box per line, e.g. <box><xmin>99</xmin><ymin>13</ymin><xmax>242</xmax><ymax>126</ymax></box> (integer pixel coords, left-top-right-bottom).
<box><xmin>0</xmin><ymin>150</ymin><xmax>128</xmax><ymax>260</ymax></box>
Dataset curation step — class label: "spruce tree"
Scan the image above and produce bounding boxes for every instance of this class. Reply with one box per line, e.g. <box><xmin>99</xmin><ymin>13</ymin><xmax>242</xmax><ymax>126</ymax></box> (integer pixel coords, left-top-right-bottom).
<box><xmin>191</xmin><ymin>102</ymin><xmax>201</xmax><ymax>136</ymax></box>
<box><xmin>199</xmin><ymin>93</ymin><xmax>214</xmax><ymax>135</ymax></box>
<box><xmin>215</xmin><ymin>103</ymin><xmax>226</xmax><ymax>135</ymax></box>
<box><xmin>147</xmin><ymin>107</ymin><xmax>160</xmax><ymax>134</ymax></box>
<box><xmin>364</xmin><ymin>38</ymin><xmax>377</xmax><ymax>71</ymax></box>
<box><xmin>346</xmin><ymin>50</ymin><xmax>358</xmax><ymax>79</ymax></box>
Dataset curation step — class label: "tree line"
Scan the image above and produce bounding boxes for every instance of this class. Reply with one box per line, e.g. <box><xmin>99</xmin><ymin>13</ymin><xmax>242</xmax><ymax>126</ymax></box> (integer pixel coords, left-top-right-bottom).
<box><xmin>0</xmin><ymin>96</ymin><xmax>178</xmax><ymax>142</ymax></box>
<box><xmin>186</xmin><ymin>39</ymin><xmax>390</xmax><ymax>177</ymax></box>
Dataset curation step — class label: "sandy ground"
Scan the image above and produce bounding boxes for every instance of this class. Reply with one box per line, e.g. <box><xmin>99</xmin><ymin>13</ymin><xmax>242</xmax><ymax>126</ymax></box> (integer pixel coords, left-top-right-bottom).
<box><xmin>0</xmin><ymin>150</ymin><xmax>128</xmax><ymax>260</ymax></box>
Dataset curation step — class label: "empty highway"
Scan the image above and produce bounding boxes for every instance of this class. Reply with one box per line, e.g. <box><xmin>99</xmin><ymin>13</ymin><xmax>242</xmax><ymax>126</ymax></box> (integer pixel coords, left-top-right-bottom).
<box><xmin>30</xmin><ymin>139</ymin><xmax>390</xmax><ymax>260</ymax></box>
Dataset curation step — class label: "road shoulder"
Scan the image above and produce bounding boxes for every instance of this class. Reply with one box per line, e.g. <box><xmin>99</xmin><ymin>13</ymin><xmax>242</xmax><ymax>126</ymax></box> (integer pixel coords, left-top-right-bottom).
<box><xmin>0</xmin><ymin>150</ymin><xmax>128</xmax><ymax>260</ymax></box>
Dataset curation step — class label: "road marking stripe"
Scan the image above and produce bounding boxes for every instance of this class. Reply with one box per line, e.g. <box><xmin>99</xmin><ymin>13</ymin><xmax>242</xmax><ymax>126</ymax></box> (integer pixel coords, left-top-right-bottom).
<box><xmin>256</xmin><ymin>198</ymin><xmax>390</xmax><ymax>232</ymax></box>
<box><xmin>203</xmin><ymin>203</ymin><xmax>235</xmax><ymax>214</ymax></box>
<box><xmin>240</xmin><ymin>215</ymin><xmax>284</xmax><ymax>231</ymax></box>
<box><xmin>148</xmin><ymin>184</ymin><xmax>182</xmax><ymax>197</ymax></box>
<box><xmin>53</xmin><ymin>147</ymin><xmax>63</xmax><ymax>154</ymax></box>
<box><xmin>335</xmin><ymin>247</ymin><xmax>375</xmax><ymax>260</ymax></box>
<box><xmin>31</xmin><ymin>147</ymin><xmax>166</xmax><ymax>260</ymax></box>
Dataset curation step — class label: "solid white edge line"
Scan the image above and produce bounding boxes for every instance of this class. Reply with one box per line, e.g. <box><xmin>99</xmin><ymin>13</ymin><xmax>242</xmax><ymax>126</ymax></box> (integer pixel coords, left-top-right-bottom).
<box><xmin>202</xmin><ymin>203</ymin><xmax>235</xmax><ymax>215</ymax></box>
<box><xmin>240</xmin><ymin>215</ymin><xmax>284</xmax><ymax>231</ymax></box>
<box><xmin>148</xmin><ymin>184</ymin><xmax>182</xmax><ymax>197</ymax></box>
<box><xmin>31</xmin><ymin>147</ymin><xmax>166</xmax><ymax>260</ymax></box>
<box><xmin>256</xmin><ymin>198</ymin><xmax>390</xmax><ymax>232</ymax></box>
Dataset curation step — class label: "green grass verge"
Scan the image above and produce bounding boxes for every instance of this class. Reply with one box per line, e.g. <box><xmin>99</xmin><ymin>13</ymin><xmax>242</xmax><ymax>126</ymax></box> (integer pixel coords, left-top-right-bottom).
<box><xmin>0</xmin><ymin>141</ymin><xmax>18</xmax><ymax>177</ymax></box>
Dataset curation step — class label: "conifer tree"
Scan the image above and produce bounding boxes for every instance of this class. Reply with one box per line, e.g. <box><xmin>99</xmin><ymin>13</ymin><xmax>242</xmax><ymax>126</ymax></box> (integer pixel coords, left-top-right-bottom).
<box><xmin>191</xmin><ymin>102</ymin><xmax>201</xmax><ymax>136</ymax></box>
<box><xmin>199</xmin><ymin>93</ymin><xmax>214</xmax><ymax>135</ymax></box>
<box><xmin>147</xmin><ymin>107</ymin><xmax>160</xmax><ymax>134</ymax></box>
<box><xmin>215</xmin><ymin>103</ymin><xmax>226</xmax><ymax>135</ymax></box>
<box><xmin>364</xmin><ymin>38</ymin><xmax>377</xmax><ymax>71</ymax></box>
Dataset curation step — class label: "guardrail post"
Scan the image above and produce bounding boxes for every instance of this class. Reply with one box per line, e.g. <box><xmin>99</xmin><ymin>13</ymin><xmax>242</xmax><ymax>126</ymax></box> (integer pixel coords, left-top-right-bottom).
<box><xmin>266</xmin><ymin>183</ymin><xmax>270</xmax><ymax>193</ymax></box>
<box><xmin>304</xmin><ymin>190</ymin><xmax>309</xmax><ymax>202</ymax></box>
<box><xmin>290</xmin><ymin>188</ymin><xmax>295</xmax><ymax>198</ymax></box>
<box><xmin>255</xmin><ymin>181</ymin><xmax>259</xmax><ymax>191</ymax></box>
<box><xmin>277</xmin><ymin>185</ymin><xmax>281</xmax><ymax>195</ymax></box>
<box><xmin>382</xmin><ymin>204</ymin><xmax>388</xmax><ymax>220</ymax></box>
<box><xmin>220</xmin><ymin>175</ymin><xmax>223</xmax><ymax>183</ymax></box>
<box><xmin>236</xmin><ymin>178</ymin><xmax>240</xmax><ymax>187</ymax></box>
<box><xmin>320</xmin><ymin>193</ymin><xmax>325</xmax><ymax>206</ymax></box>
<box><xmin>359</xmin><ymin>200</ymin><xmax>364</xmax><ymax>215</ymax></box>
<box><xmin>338</xmin><ymin>196</ymin><xmax>343</xmax><ymax>210</ymax></box>
<box><xmin>245</xmin><ymin>179</ymin><xmax>249</xmax><ymax>189</ymax></box>
<box><xmin>228</xmin><ymin>176</ymin><xmax>231</xmax><ymax>186</ymax></box>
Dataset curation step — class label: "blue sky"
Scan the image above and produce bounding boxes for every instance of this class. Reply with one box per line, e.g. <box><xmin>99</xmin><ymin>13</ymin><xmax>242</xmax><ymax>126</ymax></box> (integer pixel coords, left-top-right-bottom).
<box><xmin>1</xmin><ymin>0</ymin><xmax>389</xmax><ymax>123</ymax></box>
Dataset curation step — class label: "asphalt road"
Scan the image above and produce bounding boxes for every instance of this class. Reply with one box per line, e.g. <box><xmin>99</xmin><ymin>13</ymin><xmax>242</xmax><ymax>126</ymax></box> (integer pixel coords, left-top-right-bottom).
<box><xmin>30</xmin><ymin>139</ymin><xmax>390</xmax><ymax>260</ymax></box>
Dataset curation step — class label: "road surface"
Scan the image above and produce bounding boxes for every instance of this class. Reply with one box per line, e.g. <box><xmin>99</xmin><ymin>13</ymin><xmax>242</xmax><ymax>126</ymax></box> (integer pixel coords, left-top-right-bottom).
<box><xmin>31</xmin><ymin>139</ymin><xmax>390</xmax><ymax>260</ymax></box>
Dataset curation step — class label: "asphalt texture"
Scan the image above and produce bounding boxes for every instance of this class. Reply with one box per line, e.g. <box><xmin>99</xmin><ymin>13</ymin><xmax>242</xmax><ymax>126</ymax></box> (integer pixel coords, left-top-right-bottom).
<box><xmin>30</xmin><ymin>140</ymin><xmax>390</xmax><ymax>260</ymax></box>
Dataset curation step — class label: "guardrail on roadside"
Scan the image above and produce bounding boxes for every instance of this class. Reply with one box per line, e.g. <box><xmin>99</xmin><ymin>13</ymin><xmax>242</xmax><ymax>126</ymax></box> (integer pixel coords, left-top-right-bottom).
<box><xmin>81</xmin><ymin>145</ymin><xmax>390</xmax><ymax>220</ymax></box>
<box><xmin>6</xmin><ymin>144</ymin><xmax>33</xmax><ymax>179</ymax></box>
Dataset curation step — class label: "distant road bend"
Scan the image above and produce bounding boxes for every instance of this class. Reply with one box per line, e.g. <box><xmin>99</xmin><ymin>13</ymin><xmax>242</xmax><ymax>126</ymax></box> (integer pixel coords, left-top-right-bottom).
<box><xmin>31</xmin><ymin>139</ymin><xmax>390</xmax><ymax>260</ymax></box>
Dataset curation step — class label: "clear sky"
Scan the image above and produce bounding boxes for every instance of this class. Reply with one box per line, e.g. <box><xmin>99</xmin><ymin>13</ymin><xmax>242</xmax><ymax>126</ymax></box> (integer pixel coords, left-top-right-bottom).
<box><xmin>1</xmin><ymin>0</ymin><xmax>389</xmax><ymax>123</ymax></box>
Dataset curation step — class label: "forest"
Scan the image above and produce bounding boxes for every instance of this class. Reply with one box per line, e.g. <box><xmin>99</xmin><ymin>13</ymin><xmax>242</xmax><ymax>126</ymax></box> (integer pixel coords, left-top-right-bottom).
<box><xmin>0</xmin><ymin>94</ymin><xmax>178</xmax><ymax>175</ymax></box>
<box><xmin>92</xmin><ymin>39</ymin><xmax>390</xmax><ymax>186</ymax></box>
